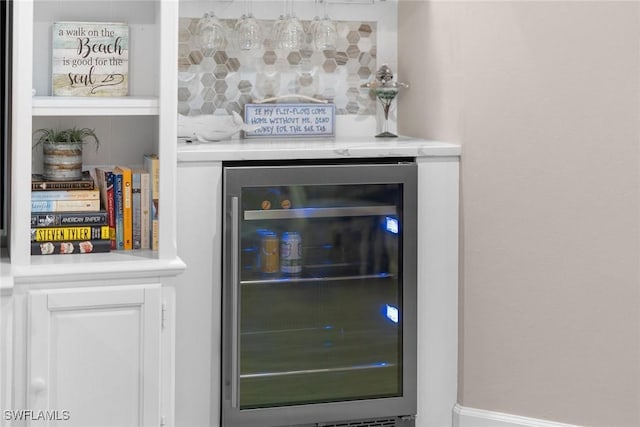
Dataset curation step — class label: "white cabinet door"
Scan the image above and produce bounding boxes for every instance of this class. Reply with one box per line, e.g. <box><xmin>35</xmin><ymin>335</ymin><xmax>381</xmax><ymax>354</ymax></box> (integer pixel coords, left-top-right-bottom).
<box><xmin>27</xmin><ymin>284</ymin><xmax>162</xmax><ymax>427</ymax></box>
<box><xmin>1</xmin><ymin>293</ymin><xmax>13</xmax><ymax>427</ymax></box>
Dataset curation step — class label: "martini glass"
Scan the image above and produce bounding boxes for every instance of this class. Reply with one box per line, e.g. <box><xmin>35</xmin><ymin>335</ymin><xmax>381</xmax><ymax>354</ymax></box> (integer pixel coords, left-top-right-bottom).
<box><xmin>362</xmin><ymin>65</ymin><xmax>408</xmax><ymax>138</ymax></box>
<box><xmin>375</xmin><ymin>85</ymin><xmax>400</xmax><ymax>138</ymax></box>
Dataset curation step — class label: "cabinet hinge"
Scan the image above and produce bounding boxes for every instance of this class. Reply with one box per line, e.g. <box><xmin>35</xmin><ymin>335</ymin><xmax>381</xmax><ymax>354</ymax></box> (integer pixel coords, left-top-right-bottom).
<box><xmin>161</xmin><ymin>302</ymin><xmax>167</xmax><ymax>329</ymax></box>
<box><xmin>160</xmin><ymin>415</ymin><xmax>166</xmax><ymax>427</ymax></box>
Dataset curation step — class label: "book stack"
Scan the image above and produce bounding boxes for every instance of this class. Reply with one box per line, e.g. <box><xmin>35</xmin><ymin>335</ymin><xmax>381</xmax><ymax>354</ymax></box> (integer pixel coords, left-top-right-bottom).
<box><xmin>31</xmin><ymin>171</ymin><xmax>111</xmax><ymax>255</ymax></box>
<box><xmin>93</xmin><ymin>153</ymin><xmax>158</xmax><ymax>252</ymax></box>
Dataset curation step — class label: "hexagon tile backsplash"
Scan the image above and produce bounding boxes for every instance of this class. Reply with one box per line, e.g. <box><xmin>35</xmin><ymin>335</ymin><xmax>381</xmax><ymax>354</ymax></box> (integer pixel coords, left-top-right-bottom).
<box><xmin>178</xmin><ymin>17</ymin><xmax>377</xmax><ymax>117</ymax></box>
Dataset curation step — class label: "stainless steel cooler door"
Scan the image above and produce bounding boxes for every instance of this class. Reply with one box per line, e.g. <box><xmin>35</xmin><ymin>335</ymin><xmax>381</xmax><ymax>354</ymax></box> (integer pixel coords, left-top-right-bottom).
<box><xmin>222</xmin><ymin>162</ymin><xmax>417</xmax><ymax>427</ymax></box>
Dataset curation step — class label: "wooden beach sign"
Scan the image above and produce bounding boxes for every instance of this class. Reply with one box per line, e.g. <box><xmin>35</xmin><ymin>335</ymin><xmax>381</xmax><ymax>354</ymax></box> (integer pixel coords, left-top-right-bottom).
<box><xmin>52</xmin><ymin>22</ymin><xmax>129</xmax><ymax>96</ymax></box>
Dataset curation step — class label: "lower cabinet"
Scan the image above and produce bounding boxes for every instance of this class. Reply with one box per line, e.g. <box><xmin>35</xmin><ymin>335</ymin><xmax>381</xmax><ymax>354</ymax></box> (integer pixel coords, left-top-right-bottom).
<box><xmin>26</xmin><ymin>284</ymin><xmax>165</xmax><ymax>427</ymax></box>
<box><xmin>1</xmin><ymin>291</ymin><xmax>13</xmax><ymax>427</ymax></box>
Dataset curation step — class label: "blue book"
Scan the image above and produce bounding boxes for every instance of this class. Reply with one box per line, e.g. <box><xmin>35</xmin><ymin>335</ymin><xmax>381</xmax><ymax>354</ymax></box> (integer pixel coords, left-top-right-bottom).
<box><xmin>94</xmin><ymin>167</ymin><xmax>116</xmax><ymax>250</ymax></box>
<box><xmin>132</xmin><ymin>170</ymin><xmax>142</xmax><ymax>249</ymax></box>
<box><xmin>31</xmin><ymin>187</ymin><xmax>100</xmax><ymax>200</ymax></box>
<box><xmin>113</xmin><ymin>171</ymin><xmax>124</xmax><ymax>250</ymax></box>
<box><xmin>31</xmin><ymin>199</ymin><xmax>100</xmax><ymax>212</ymax></box>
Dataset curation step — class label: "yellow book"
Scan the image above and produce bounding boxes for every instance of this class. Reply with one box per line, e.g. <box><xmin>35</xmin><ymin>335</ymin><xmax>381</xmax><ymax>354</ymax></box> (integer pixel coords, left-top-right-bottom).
<box><xmin>114</xmin><ymin>166</ymin><xmax>133</xmax><ymax>250</ymax></box>
<box><xmin>31</xmin><ymin>226</ymin><xmax>110</xmax><ymax>242</ymax></box>
<box><xmin>144</xmin><ymin>154</ymin><xmax>159</xmax><ymax>251</ymax></box>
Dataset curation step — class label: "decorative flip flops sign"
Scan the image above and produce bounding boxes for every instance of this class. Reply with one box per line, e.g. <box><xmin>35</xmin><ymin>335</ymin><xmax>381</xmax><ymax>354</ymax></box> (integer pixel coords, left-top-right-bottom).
<box><xmin>244</xmin><ymin>103</ymin><xmax>336</xmax><ymax>138</ymax></box>
<box><xmin>52</xmin><ymin>22</ymin><xmax>129</xmax><ymax>96</ymax></box>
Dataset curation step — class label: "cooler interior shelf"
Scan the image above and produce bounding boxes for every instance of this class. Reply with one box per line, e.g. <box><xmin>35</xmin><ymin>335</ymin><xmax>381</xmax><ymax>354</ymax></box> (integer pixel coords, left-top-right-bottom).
<box><xmin>244</xmin><ymin>205</ymin><xmax>397</xmax><ymax>221</ymax></box>
<box><xmin>241</xmin><ymin>272</ymin><xmax>394</xmax><ymax>285</ymax></box>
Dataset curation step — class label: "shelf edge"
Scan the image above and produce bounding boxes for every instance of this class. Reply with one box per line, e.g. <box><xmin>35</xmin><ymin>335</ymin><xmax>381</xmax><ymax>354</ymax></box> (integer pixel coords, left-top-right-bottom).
<box><xmin>32</xmin><ymin>96</ymin><xmax>160</xmax><ymax>116</ymax></box>
<box><xmin>11</xmin><ymin>256</ymin><xmax>187</xmax><ymax>285</ymax></box>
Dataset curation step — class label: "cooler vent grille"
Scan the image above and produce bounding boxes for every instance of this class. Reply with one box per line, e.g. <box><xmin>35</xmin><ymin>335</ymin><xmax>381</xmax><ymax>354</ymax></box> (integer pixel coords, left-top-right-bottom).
<box><xmin>321</xmin><ymin>418</ymin><xmax>397</xmax><ymax>427</ymax></box>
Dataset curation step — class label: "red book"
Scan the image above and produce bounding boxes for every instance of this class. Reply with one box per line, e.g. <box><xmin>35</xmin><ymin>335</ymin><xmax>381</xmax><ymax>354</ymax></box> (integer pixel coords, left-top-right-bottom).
<box><xmin>94</xmin><ymin>167</ymin><xmax>117</xmax><ymax>250</ymax></box>
<box><xmin>114</xmin><ymin>166</ymin><xmax>133</xmax><ymax>250</ymax></box>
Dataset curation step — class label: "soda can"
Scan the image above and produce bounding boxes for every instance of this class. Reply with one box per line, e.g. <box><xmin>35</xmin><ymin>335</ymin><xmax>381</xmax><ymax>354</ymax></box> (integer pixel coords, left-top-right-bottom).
<box><xmin>260</xmin><ymin>231</ymin><xmax>279</xmax><ymax>274</ymax></box>
<box><xmin>280</xmin><ymin>232</ymin><xmax>302</xmax><ymax>274</ymax></box>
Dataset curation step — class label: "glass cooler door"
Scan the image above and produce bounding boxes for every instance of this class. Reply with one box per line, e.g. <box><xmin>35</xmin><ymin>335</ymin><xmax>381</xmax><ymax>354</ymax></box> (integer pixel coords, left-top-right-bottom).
<box><xmin>222</xmin><ymin>161</ymin><xmax>417</xmax><ymax>427</ymax></box>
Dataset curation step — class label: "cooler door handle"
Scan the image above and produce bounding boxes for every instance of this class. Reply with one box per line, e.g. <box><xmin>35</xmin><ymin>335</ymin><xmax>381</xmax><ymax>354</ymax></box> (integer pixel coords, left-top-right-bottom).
<box><xmin>231</xmin><ymin>196</ymin><xmax>240</xmax><ymax>408</ymax></box>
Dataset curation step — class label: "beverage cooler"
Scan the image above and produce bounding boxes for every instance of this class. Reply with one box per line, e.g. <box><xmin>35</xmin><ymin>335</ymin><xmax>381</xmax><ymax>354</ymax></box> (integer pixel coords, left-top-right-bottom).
<box><xmin>221</xmin><ymin>159</ymin><xmax>418</xmax><ymax>427</ymax></box>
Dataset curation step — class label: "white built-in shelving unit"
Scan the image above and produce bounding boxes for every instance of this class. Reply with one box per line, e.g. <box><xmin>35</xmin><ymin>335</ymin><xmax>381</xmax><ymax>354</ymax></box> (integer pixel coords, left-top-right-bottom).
<box><xmin>10</xmin><ymin>0</ymin><xmax>184</xmax><ymax>281</ymax></box>
<box><xmin>7</xmin><ymin>2</ymin><xmax>181</xmax><ymax>423</ymax></box>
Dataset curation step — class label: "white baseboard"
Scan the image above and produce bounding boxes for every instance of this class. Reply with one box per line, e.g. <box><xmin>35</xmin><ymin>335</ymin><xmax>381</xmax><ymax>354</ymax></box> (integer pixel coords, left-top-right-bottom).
<box><xmin>453</xmin><ymin>404</ymin><xmax>581</xmax><ymax>427</ymax></box>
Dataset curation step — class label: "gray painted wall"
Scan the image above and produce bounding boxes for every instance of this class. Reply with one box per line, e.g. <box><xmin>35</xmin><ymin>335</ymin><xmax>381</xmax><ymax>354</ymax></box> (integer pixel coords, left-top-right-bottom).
<box><xmin>399</xmin><ymin>1</ymin><xmax>640</xmax><ymax>426</ymax></box>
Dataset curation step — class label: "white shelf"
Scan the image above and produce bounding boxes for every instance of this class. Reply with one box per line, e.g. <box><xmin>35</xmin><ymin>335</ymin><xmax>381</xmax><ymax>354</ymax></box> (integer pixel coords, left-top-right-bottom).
<box><xmin>32</xmin><ymin>96</ymin><xmax>160</xmax><ymax>116</ymax></box>
<box><xmin>13</xmin><ymin>253</ymin><xmax>186</xmax><ymax>285</ymax></box>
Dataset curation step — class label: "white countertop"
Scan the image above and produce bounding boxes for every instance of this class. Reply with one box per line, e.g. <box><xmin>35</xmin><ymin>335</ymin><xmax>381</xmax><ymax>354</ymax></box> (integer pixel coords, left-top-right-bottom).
<box><xmin>177</xmin><ymin>135</ymin><xmax>461</xmax><ymax>163</ymax></box>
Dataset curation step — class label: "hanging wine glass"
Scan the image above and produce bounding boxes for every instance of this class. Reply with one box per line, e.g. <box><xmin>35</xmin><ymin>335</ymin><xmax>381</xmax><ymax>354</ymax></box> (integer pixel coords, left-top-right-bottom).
<box><xmin>308</xmin><ymin>20</ymin><xmax>320</xmax><ymax>48</ymax></box>
<box><xmin>235</xmin><ymin>0</ymin><xmax>262</xmax><ymax>51</ymax></box>
<box><xmin>197</xmin><ymin>12</ymin><xmax>227</xmax><ymax>51</ymax></box>
<box><xmin>314</xmin><ymin>0</ymin><xmax>337</xmax><ymax>51</ymax></box>
<box><xmin>271</xmin><ymin>0</ymin><xmax>288</xmax><ymax>49</ymax></box>
<box><xmin>272</xmin><ymin>14</ymin><xmax>286</xmax><ymax>49</ymax></box>
<box><xmin>280</xmin><ymin>15</ymin><xmax>304</xmax><ymax>50</ymax></box>
<box><xmin>277</xmin><ymin>0</ymin><xmax>304</xmax><ymax>50</ymax></box>
<box><xmin>307</xmin><ymin>0</ymin><xmax>321</xmax><ymax>48</ymax></box>
<box><xmin>314</xmin><ymin>17</ymin><xmax>337</xmax><ymax>51</ymax></box>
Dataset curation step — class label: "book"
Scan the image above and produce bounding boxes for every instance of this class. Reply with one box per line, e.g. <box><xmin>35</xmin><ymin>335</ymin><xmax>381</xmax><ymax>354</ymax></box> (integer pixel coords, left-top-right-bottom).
<box><xmin>144</xmin><ymin>154</ymin><xmax>159</xmax><ymax>251</ymax></box>
<box><xmin>113</xmin><ymin>166</ymin><xmax>132</xmax><ymax>250</ymax></box>
<box><xmin>94</xmin><ymin>167</ymin><xmax>116</xmax><ymax>249</ymax></box>
<box><xmin>132</xmin><ymin>169</ymin><xmax>151</xmax><ymax>250</ymax></box>
<box><xmin>31</xmin><ymin>239</ymin><xmax>112</xmax><ymax>255</ymax></box>
<box><xmin>31</xmin><ymin>187</ymin><xmax>100</xmax><ymax>201</ymax></box>
<box><xmin>32</xmin><ymin>170</ymin><xmax>95</xmax><ymax>191</ymax></box>
<box><xmin>31</xmin><ymin>199</ymin><xmax>100</xmax><ymax>212</ymax></box>
<box><xmin>138</xmin><ymin>170</ymin><xmax>151</xmax><ymax>250</ymax></box>
<box><xmin>132</xmin><ymin>170</ymin><xmax>141</xmax><ymax>249</ymax></box>
<box><xmin>31</xmin><ymin>226</ymin><xmax>110</xmax><ymax>242</ymax></box>
<box><xmin>52</xmin><ymin>22</ymin><xmax>129</xmax><ymax>97</ymax></box>
<box><xmin>31</xmin><ymin>211</ymin><xmax>108</xmax><ymax>227</ymax></box>
<box><xmin>113</xmin><ymin>170</ymin><xmax>124</xmax><ymax>250</ymax></box>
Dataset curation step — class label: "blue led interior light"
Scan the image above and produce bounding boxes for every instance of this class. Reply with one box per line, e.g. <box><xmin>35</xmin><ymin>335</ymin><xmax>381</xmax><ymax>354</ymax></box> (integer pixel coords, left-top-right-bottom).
<box><xmin>384</xmin><ymin>216</ymin><xmax>399</xmax><ymax>234</ymax></box>
<box><xmin>384</xmin><ymin>304</ymin><xmax>399</xmax><ymax>324</ymax></box>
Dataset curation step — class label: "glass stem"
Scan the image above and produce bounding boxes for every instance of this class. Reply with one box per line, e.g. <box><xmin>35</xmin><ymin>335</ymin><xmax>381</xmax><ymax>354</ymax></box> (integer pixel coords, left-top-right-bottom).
<box><xmin>380</xmin><ymin>98</ymin><xmax>391</xmax><ymax>132</ymax></box>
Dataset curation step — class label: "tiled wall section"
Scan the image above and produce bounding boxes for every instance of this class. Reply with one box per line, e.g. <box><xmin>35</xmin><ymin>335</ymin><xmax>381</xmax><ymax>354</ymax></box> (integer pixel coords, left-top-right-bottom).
<box><xmin>178</xmin><ymin>17</ymin><xmax>377</xmax><ymax>117</ymax></box>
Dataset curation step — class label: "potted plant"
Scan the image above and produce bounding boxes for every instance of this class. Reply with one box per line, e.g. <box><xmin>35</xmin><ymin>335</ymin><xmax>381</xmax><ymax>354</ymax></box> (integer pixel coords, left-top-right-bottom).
<box><xmin>33</xmin><ymin>127</ymin><xmax>100</xmax><ymax>181</ymax></box>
